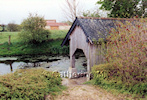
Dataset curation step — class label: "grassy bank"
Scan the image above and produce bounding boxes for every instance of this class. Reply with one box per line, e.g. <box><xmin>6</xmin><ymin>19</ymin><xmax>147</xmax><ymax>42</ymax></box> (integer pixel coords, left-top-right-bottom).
<box><xmin>0</xmin><ymin>68</ymin><xmax>65</xmax><ymax>99</ymax></box>
<box><xmin>0</xmin><ymin>31</ymin><xmax>68</xmax><ymax>99</ymax></box>
<box><xmin>0</xmin><ymin>32</ymin><xmax>20</xmax><ymax>44</ymax></box>
<box><xmin>91</xmin><ymin>64</ymin><xmax>147</xmax><ymax>99</ymax></box>
<box><xmin>0</xmin><ymin>30</ymin><xmax>69</xmax><ymax>56</ymax></box>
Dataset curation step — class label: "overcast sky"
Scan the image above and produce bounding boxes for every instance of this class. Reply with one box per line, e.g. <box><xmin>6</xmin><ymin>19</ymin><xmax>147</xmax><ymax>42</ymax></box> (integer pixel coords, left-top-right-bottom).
<box><xmin>0</xmin><ymin>0</ymin><xmax>100</xmax><ymax>25</ymax></box>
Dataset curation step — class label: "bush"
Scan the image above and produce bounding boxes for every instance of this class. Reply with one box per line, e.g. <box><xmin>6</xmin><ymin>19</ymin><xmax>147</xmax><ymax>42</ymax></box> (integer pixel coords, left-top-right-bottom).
<box><xmin>105</xmin><ymin>18</ymin><xmax>147</xmax><ymax>83</ymax></box>
<box><xmin>92</xmin><ymin>18</ymin><xmax>147</xmax><ymax>97</ymax></box>
<box><xmin>0</xmin><ymin>69</ymin><xmax>63</xmax><ymax>99</ymax></box>
<box><xmin>92</xmin><ymin>64</ymin><xmax>147</xmax><ymax>96</ymax></box>
<box><xmin>0</xmin><ymin>25</ymin><xmax>6</xmax><ymax>32</ymax></box>
<box><xmin>7</xmin><ymin>23</ymin><xmax>20</xmax><ymax>32</ymax></box>
<box><xmin>19</xmin><ymin>14</ymin><xmax>51</xmax><ymax>44</ymax></box>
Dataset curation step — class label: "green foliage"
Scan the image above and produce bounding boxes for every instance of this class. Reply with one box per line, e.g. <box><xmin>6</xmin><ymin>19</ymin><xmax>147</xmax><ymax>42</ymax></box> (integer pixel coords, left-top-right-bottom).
<box><xmin>0</xmin><ymin>68</ymin><xmax>64</xmax><ymax>99</ymax></box>
<box><xmin>19</xmin><ymin>14</ymin><xmax>51</xmax><ymax>44</ymax></box>
<box><xmin>0</xmin><ymin>30</ymin><xmax>67</xmax><ymax>44</ymax></box>
<box><xmin>97</xmin><ymin>0</ymin><xmax>147</xmax><ymax>18</ymax></box>
<box><xmin>106</xmin><ymin>18</ymin><xmax>147</xmax><ymax>83</ymax></box>
<box><xmin>0</xmin><ymin>40</ymin><xmax>69</xmax><ymax>56</ymax></box>
<box><xmin>92</xmin><ymin>64</ymin><xmax>147</xmax><ymax>97</ymax></box>
<box><xmin>7</xmin><ymin>23</ymin><xmax>20</xmax><ymax>32</ymax></box>
<box><xmin>0</xmin><ymin>25</ymin><xmax>6</xmax><ymax>32</ymax></box>
<box><xmin>0</xmin><ymin>26</ymin><xmax>3</xmax><ymax>31</ymax></box>
<box><xmin>83</xmin><ymin>10</ymin><xmax>100</xmax><ymax>17</ymax></box>
<box><xmin>0</xmin><ymin>31</ymin><xmax>69</xmax><ymax>56</ymax></box>
<box><xmin>92</xmin><ymin>18</ymin><xmax>147</xmax><ymax>97</ymax></box>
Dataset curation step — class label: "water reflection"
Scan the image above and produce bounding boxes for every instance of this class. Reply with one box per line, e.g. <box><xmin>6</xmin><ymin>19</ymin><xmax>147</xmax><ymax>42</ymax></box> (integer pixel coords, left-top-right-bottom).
<box><xmin>0</xmin><ymin>55</ymin><xmax>87</xmax><ymax>75</ymax></box>
<box><xmin>0</xmin><ymin>60</ymin><xmax>14</xmax><ymax>72</ymax></box>
<box><xmin>0</xmin><ymin>61</ymin><xmax>25</xmax><ymax>75</ymax></box>
<box><xmin>10</xmin><ymin>63</ymin><xmax>13</xmax><ymax>72</ymax></box>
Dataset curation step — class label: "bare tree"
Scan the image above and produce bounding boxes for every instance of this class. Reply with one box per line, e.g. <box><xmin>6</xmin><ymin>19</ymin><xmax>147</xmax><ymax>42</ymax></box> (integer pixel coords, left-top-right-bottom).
<box><xmin>62</xmin><ymin>0</ymin><xmax>82</xmax><ymax>22</ymax></box>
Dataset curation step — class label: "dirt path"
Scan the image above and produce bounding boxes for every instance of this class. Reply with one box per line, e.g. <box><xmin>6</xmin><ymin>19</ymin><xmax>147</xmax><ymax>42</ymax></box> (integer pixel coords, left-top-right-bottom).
<box><xmin>55</xmin><ymin>77</ymin><xmax>126</xmax><ymax>100</ymax></box>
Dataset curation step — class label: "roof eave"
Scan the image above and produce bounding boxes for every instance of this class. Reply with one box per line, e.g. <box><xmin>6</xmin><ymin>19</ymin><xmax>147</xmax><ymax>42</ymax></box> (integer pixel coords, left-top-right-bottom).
<box><xmin>61</xmin><ymin>17</ymin><xmax>78</xmax><ymax>47</ymax></box>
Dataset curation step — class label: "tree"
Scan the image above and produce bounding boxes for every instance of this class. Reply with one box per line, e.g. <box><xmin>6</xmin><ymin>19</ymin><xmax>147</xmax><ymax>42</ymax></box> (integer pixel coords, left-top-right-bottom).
<box><xmin>0</xmin><ymin>25</ymin><xmax>2</xmax><ymax>32</ymax></box>
<box><xmin>7</xmin><ymin>23</ymin><xmax>20</xmax><ymax>32</ymax></box>
<box><xmin>97</xmin><ymin>0</ymin><xmax>147</xmax><ymax>18</ymax></box>
<box><xmin>83</xmin><ymin>10</ymin><xmax>100</xmax><ymax>17</ymax></box>
<box><xmin>62</xmin><ymin>0</ymin><xmax>81</xmax><ymax>22</ymax></box>
<box><xmin>19</xmin><ymin>14</ymin><xmax>50</xmax><ymax>44</ymax></box>
<box><xmin>138</xmin><ymin>0</ymin><xmax>147</xmax><ymax>17</ymax></box>
<box><xmin>0</xmin><ymin>24</ymin><xmax>6</xmax><ymax>32</ymax></box>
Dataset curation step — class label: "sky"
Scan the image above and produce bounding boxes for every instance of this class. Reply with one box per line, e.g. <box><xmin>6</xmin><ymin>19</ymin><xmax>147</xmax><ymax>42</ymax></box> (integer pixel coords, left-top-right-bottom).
<box><xmin>0</xmin><ymin>0</ymin><xmax>100</xmax><ymax>25</ymax></box>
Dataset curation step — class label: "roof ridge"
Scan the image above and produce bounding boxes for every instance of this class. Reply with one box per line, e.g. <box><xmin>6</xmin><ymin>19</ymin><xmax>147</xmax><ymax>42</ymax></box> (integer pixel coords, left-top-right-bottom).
<box><xmin>78</xmin><ymin>17</ymin><xmax>138</xmax><ymax>20</ymax></box>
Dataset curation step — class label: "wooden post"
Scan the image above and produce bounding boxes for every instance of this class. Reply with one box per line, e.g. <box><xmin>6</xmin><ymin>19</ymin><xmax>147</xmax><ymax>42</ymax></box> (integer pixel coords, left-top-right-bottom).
<box><xmin>10</xmin><ymin>63</ymin><xmax>13</xmax><ymax>72</ymax></box>
<box><xmin>87</xmin><ymin>43</ymin><xmax>91</xmax><ymax>81</ymax></box>
<box><xmin>8</xmin><ymin>35</ymin><xmax>11</xmax><ymax>45</ymax></box>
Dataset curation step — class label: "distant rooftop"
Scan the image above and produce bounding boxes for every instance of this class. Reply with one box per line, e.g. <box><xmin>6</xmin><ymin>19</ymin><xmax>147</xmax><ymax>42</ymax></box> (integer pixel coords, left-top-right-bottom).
<box><xmin>46</xmin><ymin>20</ymin><xmax>69</xmax><ymax>27</ymax></box>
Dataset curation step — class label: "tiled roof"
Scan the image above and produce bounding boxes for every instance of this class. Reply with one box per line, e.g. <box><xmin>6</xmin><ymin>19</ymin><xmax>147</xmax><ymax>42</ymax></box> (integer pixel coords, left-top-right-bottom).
<box><xmin>78</xmin><ymin>17</ymin><xmax>116</xmax><ymax>42</ymax></box>
<box><xmin>61</xmin><ymin>17</ymin><xmax>136</xmax><ymax>46</ymax></box>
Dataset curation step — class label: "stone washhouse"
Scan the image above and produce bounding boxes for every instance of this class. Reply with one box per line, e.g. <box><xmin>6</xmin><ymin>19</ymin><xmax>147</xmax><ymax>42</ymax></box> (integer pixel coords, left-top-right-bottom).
<box><xmin>61</xmin><ymin>17</ymin><xmax>129</xmax><ymax>80</ymax></box>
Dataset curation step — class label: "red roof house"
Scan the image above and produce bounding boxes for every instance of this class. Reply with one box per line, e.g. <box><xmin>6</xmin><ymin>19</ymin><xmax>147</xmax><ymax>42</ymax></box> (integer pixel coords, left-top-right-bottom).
<box><xmin>45</xmin><ymin>20</ymin><xmax>70</xmax><ymax>30</ymax></box>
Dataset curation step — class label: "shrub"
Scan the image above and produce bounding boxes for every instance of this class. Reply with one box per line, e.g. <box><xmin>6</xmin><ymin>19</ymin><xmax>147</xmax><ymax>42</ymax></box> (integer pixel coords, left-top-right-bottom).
<box><xmin>0</xmin><ymin>68</ymin><xmax>63</xmax><ymax>99</ymax></box>
<box><xmin>92</xmin><ymin>64</ymin><xmax>147</xmax><ymax>96</ymax></box>
<box><xmin>92</xmin><ymin>18</ymin><xmax>147</xmax><ymax>97</ymax></box>
<box><xmin>105</xmin><ymin>18</ymin><xmax>147</xmax><ymax>83</ymax></box>
<box><xmin>19</xmin><ymin>14</ymin><xmax>51</xmax><ymax>44</ymax></box>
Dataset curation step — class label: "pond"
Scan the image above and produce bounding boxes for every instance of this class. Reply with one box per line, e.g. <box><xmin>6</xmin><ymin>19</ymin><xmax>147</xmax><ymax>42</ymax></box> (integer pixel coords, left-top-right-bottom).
<box><xmin>0</xmin><ymin>54</ymin><xmax>87</xmax><ymax>75</ymax></box>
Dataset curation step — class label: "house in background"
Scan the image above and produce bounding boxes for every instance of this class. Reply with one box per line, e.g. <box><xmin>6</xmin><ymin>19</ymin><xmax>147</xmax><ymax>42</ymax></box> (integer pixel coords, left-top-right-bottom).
<box><xmin>45</xmin><ymin>20</ymin><xmax>71</xmax><ymax>30</ymax></box>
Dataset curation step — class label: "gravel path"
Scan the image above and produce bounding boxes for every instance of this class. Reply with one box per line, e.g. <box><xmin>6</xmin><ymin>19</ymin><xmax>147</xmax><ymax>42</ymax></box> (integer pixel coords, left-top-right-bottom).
<box><xmin>55</xmin><ymin>77</ymin><xmax>127</xmax><ymax>100</ymax></box>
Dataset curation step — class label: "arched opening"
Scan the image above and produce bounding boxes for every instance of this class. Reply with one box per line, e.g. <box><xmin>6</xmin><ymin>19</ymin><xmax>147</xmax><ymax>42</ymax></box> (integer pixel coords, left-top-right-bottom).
<box><xmin>73</xmin><ymin>49</ymin><xmax>87</xmax><ymax>73</ymax></box>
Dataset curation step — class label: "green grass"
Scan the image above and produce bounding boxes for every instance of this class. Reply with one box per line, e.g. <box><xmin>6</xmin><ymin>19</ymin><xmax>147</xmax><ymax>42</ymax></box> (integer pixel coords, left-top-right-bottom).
<box><xmin>0</xmin><ymin>30</ymin><xmax>69</xmax><ymax>56</ymax></box>
<box><xmin>50</xmin><ymin>30</ymin><xmax>68</xmax><ymax>40</ymax></box>
<box><xmin>91</xmin><ymin>77</ymin><xmax>147</xmax><ymax>100</ymax></box>
<box><xmin>0</xmin><ymin>32</ymin><xmax>20</xmax><ymax>44</ymax></box>
<box><xmin>0</xmin><ymin>40</ymin><xmax>69</xmax><ymax>56</ymax></box>
<box><xmin>0</xmin><ymin>27</ymin><xmax>2</xmax><ymax>31</ymax></box>
<box><xmin>0</xmin><ymin>68</ymin><xmax>66</xmax><ymax>99</ymax></box>
<box><xmin>0</xmin><ymin>30</ymin><xmax>68</xmax><ymax>44</ymax></box>
<box><xmin>91</xmin><ymin>64</ymin><xmax>147</xmax><ymax>99</ymax></box>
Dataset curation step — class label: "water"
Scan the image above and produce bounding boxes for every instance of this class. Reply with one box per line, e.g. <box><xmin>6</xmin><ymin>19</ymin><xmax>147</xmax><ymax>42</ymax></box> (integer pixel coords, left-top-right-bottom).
<box><xmin>0</xmin><ymin>56</ymin><xmax>87</xmax><ymax>75</ymax></box>
<box><xmin>0</xmin><ymin>62</ymin><xmax>25</xmax><ymax>75</ymax></box>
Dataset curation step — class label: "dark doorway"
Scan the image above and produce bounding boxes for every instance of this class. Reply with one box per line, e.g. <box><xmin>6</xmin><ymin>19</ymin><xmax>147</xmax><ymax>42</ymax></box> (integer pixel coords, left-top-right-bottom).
<box><xmin>74</xmin><ymin>49</ymin><xmax>87</xmax><ymax>72</ymax></box>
